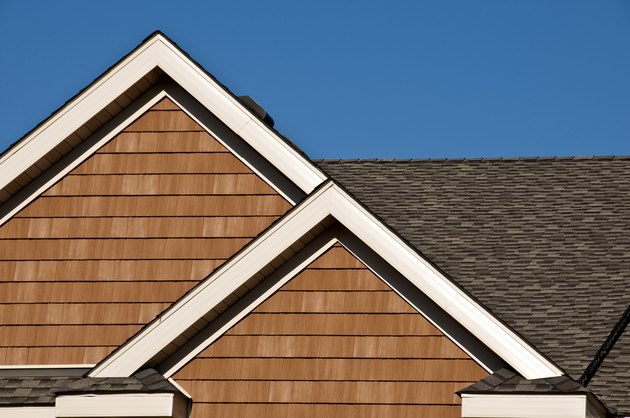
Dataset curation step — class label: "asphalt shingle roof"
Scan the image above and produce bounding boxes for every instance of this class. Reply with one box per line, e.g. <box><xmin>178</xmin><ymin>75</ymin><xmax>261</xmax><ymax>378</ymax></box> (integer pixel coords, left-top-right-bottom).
<box><xmin>588</xmin><ymin>324</ymin><xmax>630</xmax><ymax>413</ymax></box>
<box><xmin>318</xmin><ymin>157</ymin><xmax>630</xmax><ymax>413</ymax></box>
<box><xmin>460</xmin><ymin>367</ymin><xmax>587</xmax><ymax>394</ymax></box>
<box><xmin>0</xmin><ymin>368</ymin><xmax>176</xmax><ymax>405</ymax></box>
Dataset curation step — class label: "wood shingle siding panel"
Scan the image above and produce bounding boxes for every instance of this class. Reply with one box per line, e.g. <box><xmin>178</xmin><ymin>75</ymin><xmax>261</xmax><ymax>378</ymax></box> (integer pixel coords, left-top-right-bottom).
<box><xmin>0</xmin><ymin>282</ymin><xmax>193</xmax><ymax>303</ymax></box>
<box><xmin>199</xmin><ymin>335</ymin><xmax>471</xmax><ymax>359</ymax></box>
<box><xmin>43</xmin><ymin>174</ymin><xmax>278</xmax><ymax>196</ymax></box>
<box><xmin>0</xmin><ymin>325</ymin><xmax>141</xmax><ymax>346</ymax></box>
<box><xmin>98</xmin><ymin>132</ymin><xmax>228</xmax><ymax>153</ymax></box>
<box><xmin>123</xmin><ymin>109</ymin><xmax>204</xmax><ymax>131</ymax></box>
<box><xmin>0</xmin><ymin>260</ymin><xmax>223</xmax><ymax>282</ymax></box>
<box><xmin>0</xmin><ymin>238</ymin><xmax>251</xmax><ymax>260</ymax></box>
<box><xmin>253</xmin><ymin>291</ymin><xmax>418</xmax><ymax>313</ymax></box>
<box><xmin>173</xmin><ymin>246</ymin><xmax>487</xmax><ymax>416</ymax></box>
<box><xmin>175</xmin><ymin>358</ymin><xmax>485</xmax><ymax>381</ymax></box>
<box><xmin>0</xmin><ymin>98</ymin><xmax>291</xmax><ymax>364</ymax></box>
<box><xmin>190</xmin><ymin>404</ymin><xmax>462</xmax><ymax>418</ymax></box>
<box><xmin>0</xmin><ymin>347</ymin><xmax>117</xmax><ymax>365</ymax></box>
<box><xmin>184</xmin><ymin>380</ymin><xmax>464</xmax><ymax>404</ymax></box>
<box><xmin>14</xmin><ymin>195</ymin><xmax>288</xmax><ymax>217</ymax></box>
<box><xmin>71</xmin><ymin>153</ymin><xmax>253</xmax><ymax>175</ymax></box>
<box><xmin>0</xmin><ymin>217</ymin><xmax>277</xmax><ymax>239</ymax></box>
<box><xmin>225</xmin><ymin>313</ymin><xmax>443</xmax><ymax>336</ymax></box>
<box><xmin>0</xmin><ymin>303</ymin><xmax>171</xmax><ymax>324</ymax></box>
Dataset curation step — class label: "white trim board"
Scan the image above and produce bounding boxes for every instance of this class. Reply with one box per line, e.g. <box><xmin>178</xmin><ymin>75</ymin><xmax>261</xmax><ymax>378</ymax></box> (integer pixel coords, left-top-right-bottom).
<box><xmin>89</xmin><ymin>181</ymin><xmax>563</xmax><ymax>380</ymax></box>
<box><xmin>56</xmin><ymin>393</ymin><xmax>187</xmax><ymax>418</ymax></box>
<box><xmin>0</xmin><ymin>32</ymin><xmax>325</xmax><ymax>201</ymax></box>
<box><xmin>461</xmin><ymin>394</ymin><xmax>607</xmax><ymax>418</ymax></box>
<box><xmin>0</xmin><ymin>80</ymin><xmax>306</xmax><ymax>227</ymax></box>
<box><xmin>157</xmin><ymin>224</ymin><xmax>505</xmax><ymax>378</ymax></box>
<box><xmin>0</xmin><ymin>407</ymin><xmax>55</xmax><ymax>418</ymax></box>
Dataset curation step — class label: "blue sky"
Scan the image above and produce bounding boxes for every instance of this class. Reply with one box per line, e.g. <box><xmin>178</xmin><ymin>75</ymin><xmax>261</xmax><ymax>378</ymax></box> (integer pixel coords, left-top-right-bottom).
<box><xmin>1</xmin><ymin>1</ymin><xmax>629</xmax><ymax>159</ymax></box>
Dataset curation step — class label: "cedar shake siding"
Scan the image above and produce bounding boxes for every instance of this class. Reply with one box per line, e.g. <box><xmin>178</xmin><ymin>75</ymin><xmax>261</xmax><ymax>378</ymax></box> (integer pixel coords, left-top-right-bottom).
<box><xmin>0</xmin><ymin>98</ymin><xmax>291</xmax><ymax>365</ymax></box>
<box><xmin>173</xmin><ymin>245</ymin><xmax>488</xmax><ymax>418</ymax></box>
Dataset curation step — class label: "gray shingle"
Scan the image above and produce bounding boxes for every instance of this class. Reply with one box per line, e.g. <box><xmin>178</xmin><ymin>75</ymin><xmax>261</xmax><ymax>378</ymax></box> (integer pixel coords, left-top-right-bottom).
<box><xmin>318</xmin><ymin>158</ymin><xmax>630</xmax><ymax>413</ymax></box>
<box><xmin>588</xmin><ymin>324</ymin><xmax>630</xmax><ymax>413</ymax></box>
<box><xmin>460</xmin><ymin>368</ymin><xmax>587</xmax><ymax>393</ymax></box>
<box><xmin>0</xmin><ymin>369</ymin><xmax>176</xmax><ymax>405</ymax></box>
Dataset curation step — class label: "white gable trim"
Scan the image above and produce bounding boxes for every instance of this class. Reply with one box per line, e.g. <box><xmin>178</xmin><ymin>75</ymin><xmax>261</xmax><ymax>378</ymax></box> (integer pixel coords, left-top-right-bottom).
<box><xmin>0</xmin><ymin>407</ymin><xmax>55</xmax><ymax>418</ymax></box>
<box><xmin>461</xmin><ymin>394</ymin><xmax>607</xmax><ymax>418</ymax></box>
<box><xmin>0</xmin><ymin>85</ymin><xmax>167</xmax><ymax>227</ymax></box>
<box><xmin>0</xmin><ymin>32</ymin><xmax>325</xmax><ymax>199</ymax></box>
<box><xmin>0</xmin><ymin>79</ymin><xmax>307</xmax><ymax>227</ymax></box>
<box><xmin>89</xmin><ymin>181</ymin><xmax>562</xmax><ymax>380</ymax></box>
<box><xmin>55</xmin><ymin>393</ymin><xmax>187</xmax><ymax>418</ymax></box>
<box><xmin>156</xmin><ymin>225</ymin><xmax>505</xmax><ymax>378</ymax></box>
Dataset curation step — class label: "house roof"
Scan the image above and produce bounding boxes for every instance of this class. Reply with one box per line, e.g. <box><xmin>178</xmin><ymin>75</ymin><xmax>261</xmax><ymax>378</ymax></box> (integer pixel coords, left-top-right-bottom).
<box><xmin>588</xmin><ymin>320</ymin><xmax>630</xmax><ymax>413</ymax></box>
<box><xmin>459</xmin><ymin>368</ymin><xmax>587</xmax><ymax>394</ymax></box>
<box><xmin>0</xmin><ymin>369</ymin><xmax>177</xmax><ymax>406</ymax></box>
<box><xmin>318</xmin><ymin>157</ymin><xmax>630</xmax><ymax>412</ymax></box>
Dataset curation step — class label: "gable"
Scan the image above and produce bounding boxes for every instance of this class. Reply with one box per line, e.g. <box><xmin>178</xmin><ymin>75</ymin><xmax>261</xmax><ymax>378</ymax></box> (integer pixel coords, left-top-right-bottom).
<box><xmin>0</xmin><ymin>32</ymin><xmax>326</xmax><ymax>215</ymax></box>
<box><xmin>0</xmin><ymin>98</ymin><xmax>291</xmax><ymax>365</ymax></box>
<box><xmin>172</xmin><ymin>245</ymin><xmax>488</xmax><ymax>418</ymax></box>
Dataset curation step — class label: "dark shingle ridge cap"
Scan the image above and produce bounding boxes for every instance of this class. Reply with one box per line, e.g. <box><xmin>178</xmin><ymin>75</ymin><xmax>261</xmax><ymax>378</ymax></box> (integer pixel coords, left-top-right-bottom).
<box><xmin>316</xmin><ymin>155</ymin><xmax>630</xmax><ymax>163</ymax></box>
<box><xmin>580</xmin><ymin>305</ymin><xmax>630</xmax><ymax>387</ymax></box>
<box><xmin>459</xmin><ymin>368</ymin><xmax>588</xmax><ymax>394</ymax></box>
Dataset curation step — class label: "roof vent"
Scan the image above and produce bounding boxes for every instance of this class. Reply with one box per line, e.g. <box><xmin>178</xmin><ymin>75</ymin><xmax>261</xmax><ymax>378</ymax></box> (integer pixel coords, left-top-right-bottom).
<box><xmin>238</xmin><ymin>96</ymin><xmax>275</xmax><ymax>128</ymax></box>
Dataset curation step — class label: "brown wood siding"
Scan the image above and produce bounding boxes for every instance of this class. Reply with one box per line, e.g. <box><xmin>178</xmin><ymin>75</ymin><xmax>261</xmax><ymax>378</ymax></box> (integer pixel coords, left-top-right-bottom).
<box><xmin>173</xmin><ymin>245</ymin><xmax>488</xmax><ymax>417</ymax></box>
<box><xmin>0</xmin><ymin>98</ymin><xmax>291</xmax><ymax>364</ymax></box>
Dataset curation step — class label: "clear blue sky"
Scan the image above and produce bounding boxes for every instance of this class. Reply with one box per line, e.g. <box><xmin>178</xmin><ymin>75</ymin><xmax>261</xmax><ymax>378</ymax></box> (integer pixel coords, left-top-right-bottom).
<box><xmin>1</xmin><ymin>1</ymin><xmax>629</xmax><ymax>159</ymax></box>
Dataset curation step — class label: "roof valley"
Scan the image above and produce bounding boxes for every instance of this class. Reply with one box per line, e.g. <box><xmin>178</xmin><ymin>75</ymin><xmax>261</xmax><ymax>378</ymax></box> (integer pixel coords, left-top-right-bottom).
<box><xmin>580</xmin><ymin>303</ymin><xmax>630</xmax><ymax>387</ymax></box>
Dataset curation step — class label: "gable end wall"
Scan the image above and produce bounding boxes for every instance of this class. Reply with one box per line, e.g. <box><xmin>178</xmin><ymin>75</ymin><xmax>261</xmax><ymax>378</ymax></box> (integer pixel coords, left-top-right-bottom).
<box><xmin>173</xmin><ymin>244</ymin><xmax>488</xmax><ymax>418</ymax></box>
<box><xmin>0</xmin><ymin>98</ymin><xmax>291</xmax><ymax>365</ymax></box>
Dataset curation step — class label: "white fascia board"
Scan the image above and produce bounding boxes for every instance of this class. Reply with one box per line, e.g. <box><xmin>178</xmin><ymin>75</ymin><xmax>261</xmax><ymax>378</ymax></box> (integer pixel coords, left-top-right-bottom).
<box><xmin>90</xmin><ymin>182</ymin><xmax>561</xmax><ymax>380</ymax></box>
<box><xmin>55</xmin><ymin>393</ymin><xmax>183</xmax><ymax>418</ymax></box>
<box><xmin>0</xmin><ymin>407</ymin><xmax>55</xmax><ymax>418</ymax></box>
<box><xmin>461</xmin><ymin>394</ymin><xmax>602</xmax><ymax>418</ymax></box>
<box><xmin>0</xmin><ymin>33</ymin><xmax>325</xmax><ymax>197</ymax></box>
<box><xmin>0</xmin><ymin>39</ymin><xmax>159</xmax><ymax>190</ymax></box>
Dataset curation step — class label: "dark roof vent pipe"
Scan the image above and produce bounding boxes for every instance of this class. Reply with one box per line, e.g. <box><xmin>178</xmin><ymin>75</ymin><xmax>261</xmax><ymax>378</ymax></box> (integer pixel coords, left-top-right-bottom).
<box><xmin>238</xmin><ymin>96</ymin><xmax>275</xmax><ymax>128</ymax></box>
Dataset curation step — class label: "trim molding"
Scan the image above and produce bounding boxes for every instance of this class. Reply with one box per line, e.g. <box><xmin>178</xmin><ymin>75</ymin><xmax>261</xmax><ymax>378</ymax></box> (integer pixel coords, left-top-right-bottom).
<box><xmin>0</xmin><ymin>407</ymin><xmax>55</xmax><ymax>418</ymax></box>
<box><xmin>55</xmin><ymin>393</ymin><xmax>187</xmax><ymax>418</ymax></box>
<box><xmin>89</xmin><ymin>181</ymin><xmax>562</xmax><ymax>380</ymax></box>
<box><xmin>0</xmin><ymin>32</ymin><xmax>325</xmax><ymax>204</ymax></box>
<box><xmin>158</xmin><ymin>230</ymin><xmax>339</xmax><ymax>377</ymax></box>
<box><xmin>461</xmin><ymin>394</ymin><xmax>606</xmax><ymax>418</ymax></box>
<box><xmin>158</xmin><ymin>225</ymin><xmax>506</xmax><ymax>378</ymax></box>
<box><xmin>0</xmin><ymin>80</ymin><xmax>307</xmax><ymax>228</ymax></box>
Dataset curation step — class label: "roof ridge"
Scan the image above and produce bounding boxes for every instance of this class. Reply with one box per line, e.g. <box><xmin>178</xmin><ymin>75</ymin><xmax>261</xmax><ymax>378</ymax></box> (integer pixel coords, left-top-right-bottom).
<box><xmin>315</xmin><ymin>155</ymin><xmax>630</xmax><ymax>163</ymax></box>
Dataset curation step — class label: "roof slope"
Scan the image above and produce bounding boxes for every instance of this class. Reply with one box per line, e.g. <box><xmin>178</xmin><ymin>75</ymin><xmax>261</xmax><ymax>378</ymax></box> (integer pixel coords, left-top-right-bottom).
<box><xmin>0</xmin><ymin>368</ymin><xmax>176</xmax><ymax>405</ymax></box>
<box><xmin>460</xmin><ymin>368</ymin><xmax>586</xmax><ymax>394</ymax></box>
<box><xmin>588</xmin><ymin>320</ymin><xmax>630</xmax><ymax>412</ymax></box>
<box><xmin>318</xmin><ymin>158</ymin><xmax>630</xmax><ymax>406</ymax></box>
